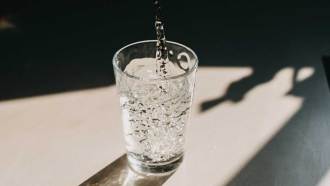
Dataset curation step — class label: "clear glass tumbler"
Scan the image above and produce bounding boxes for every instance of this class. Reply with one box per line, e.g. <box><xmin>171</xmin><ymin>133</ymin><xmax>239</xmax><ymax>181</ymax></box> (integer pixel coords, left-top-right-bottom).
<box><xmin>113</xmin><ymin>40</ymin><xmax>198</xmax><ymax>174</ymax></box>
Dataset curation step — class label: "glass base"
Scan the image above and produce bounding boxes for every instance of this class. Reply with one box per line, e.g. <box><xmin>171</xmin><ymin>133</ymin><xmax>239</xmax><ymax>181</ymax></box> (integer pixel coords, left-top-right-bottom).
<box><xmin>127</xmin><ymin>154</ymin><xmax>183</xmax><ymax>175</ymax></box>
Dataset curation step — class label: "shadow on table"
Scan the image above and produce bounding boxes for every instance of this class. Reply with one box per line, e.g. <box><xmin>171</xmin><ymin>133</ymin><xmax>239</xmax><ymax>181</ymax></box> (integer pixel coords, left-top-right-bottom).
<box><xmin>200</xmin><ymin>65</ymin><xmax>305</xmax><ymax>112</ymax></box>
<box><xmin>222</xmin><ymin>60</ymin><xmax>330</xmax><ymax>186</ymax></box>
<box><xmin>201</xmin><ymin>45</ymin><xmax>330</xmax><ymax>113</ymax></box>
<box><xmin>80</xmin><ymin>154</ymin><xmax>174</xmax><ymax>186</ymax></box>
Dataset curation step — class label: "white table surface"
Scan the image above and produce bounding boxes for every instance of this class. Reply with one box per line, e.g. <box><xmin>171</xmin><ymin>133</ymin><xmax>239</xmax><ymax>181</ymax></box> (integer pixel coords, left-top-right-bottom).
<box><xmin>1</xmin><ymin>67</ymin><xmax>329</xmax><ymax>186</ymax></box>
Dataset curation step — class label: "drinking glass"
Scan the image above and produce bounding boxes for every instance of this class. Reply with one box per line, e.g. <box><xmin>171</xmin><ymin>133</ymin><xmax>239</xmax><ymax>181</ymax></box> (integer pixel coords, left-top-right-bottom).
<box><xmin>113</xmin><ymin>40</ymin><xmax>198</xmax><ymax>174</ymax></box>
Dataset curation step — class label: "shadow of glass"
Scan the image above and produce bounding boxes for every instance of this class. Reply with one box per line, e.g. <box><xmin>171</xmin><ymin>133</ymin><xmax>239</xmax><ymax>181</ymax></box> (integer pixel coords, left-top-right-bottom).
<box><xmin>80</xmin><ymin>154</ymin><xmax>174</xmax><ymax>186</ymax></box>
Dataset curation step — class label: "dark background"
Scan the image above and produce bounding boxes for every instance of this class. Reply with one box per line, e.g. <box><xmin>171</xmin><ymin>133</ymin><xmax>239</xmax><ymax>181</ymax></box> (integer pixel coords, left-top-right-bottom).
<box><xmin>1</xmin><ymin>1</ymin><xmax>330</xmax><ymax>186</ymax></box>
<box><xmin>1</xmin><ymin>0</ymin><xmax>330</xmax><ymax>100</ymax></box>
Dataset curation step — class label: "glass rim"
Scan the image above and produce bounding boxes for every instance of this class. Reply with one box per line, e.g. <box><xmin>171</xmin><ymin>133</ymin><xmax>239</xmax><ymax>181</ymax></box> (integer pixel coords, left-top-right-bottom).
<box><xmin>112</xmin><ymin>40</ymin><xmax>198</xmax><ymax>81</ymax></box>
